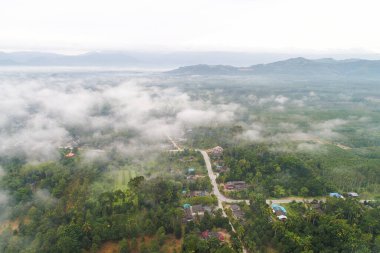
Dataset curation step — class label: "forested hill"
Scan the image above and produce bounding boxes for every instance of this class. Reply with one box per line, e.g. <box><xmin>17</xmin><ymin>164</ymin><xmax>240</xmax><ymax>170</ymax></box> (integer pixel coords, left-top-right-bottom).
<box><xmin>167</xmin><ymin>57</ymin><xmax>380</xmax><ymax>77</ymax></box>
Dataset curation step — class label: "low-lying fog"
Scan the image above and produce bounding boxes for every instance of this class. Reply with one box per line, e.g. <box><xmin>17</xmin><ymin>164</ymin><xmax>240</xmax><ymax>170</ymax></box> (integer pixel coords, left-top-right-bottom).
<box><xmin>0</xmin><ymin>69</ymin><xmax>242</xmax><ymax>162</ymax></box>
<box><xmin>1</xmin><ymin>68</ymin><xmax>379</xmax><ymax>163</ymax></box>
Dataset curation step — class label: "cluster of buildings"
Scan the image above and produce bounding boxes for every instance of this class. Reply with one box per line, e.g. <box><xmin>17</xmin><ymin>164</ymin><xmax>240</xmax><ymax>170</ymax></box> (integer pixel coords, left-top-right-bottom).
<box><xmin>224</xmin><ymin>181</ymin><xmax>247</xmax><ymax>191</ymax></box>
<box><xmin>182</xmin><ymin>204</ymin><xmax>214</xmax><ymax>223</ymax></box>
<box><xmin>271</xmin><ymin>204</ymin><xmax>287</xmax><ymax>221</ymax></box>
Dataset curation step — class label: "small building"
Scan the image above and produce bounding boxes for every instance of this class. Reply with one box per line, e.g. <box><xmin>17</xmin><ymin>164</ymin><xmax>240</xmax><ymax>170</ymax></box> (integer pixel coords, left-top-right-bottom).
<box><xmin>308</xmin><ymin>199</ymin><xmax>323</xmax><ymax>213</ymax></box>
<box><xmin>208</xmin><ymin>146</ymin><xmax>224</xmax><ymax>157</ymax></box>
<box><xmin>187</xmin><ymin>168</ymin><xmax>195</xmax><ymax>175</ymax></box>
<box><xmin>225</xmin><ymin>182</ymin><xmax>235</xmax><ymax>190</ymax></box>
<box><xmin>65</xmin><ymin>152</ymin><xmax>76</xmax><ymax>158</ymax></box>
<box><xmin>183</xmin><ymin>204</ymin><xmax>193</xmax><ymax>222</ymax></box>
<box><xmin>225</xmin><ymin>181</ymin><xmax>247</xmax><ymax>191</ymax></box>
<box><xmin>230</xmin><ymin>204</ymin><xmax>245</xmax><ymax>220</ymax></box>
<box><xmin>215</xmin><ymin>164</ymin><xmax>229</xmax><ymax>173</ymax></box>
<box><xmin>347</xmin><ymin>192</ymin><xmax>359</xmax><ymax>197</ymax></box>
<box><xmin>234</xmin><ymin>181</ymin><xmax>247</xmax><ymax>190</ymax></box>
<box><xmin>201</xmin><ymin>230</ymin><xmax>225</xmax><ymax>241</ymax></box>
<box><xmin>192</xmin><ymin>204</ymin><xmax>205</xmax><ymax>216</ymax></box>
<box><xmin>271</xmin><ymin>204</ymin><xmax>287</xmax><ymax>215</ymax></box>
<box><xmin>271</xmin><ymin>204</ymin><xmax>287</xmax><ymax>221</ymax></box>
<box><xmin>329</xmin><ymin>192</ymin><xmax>344</xmax><ymax>199</ymax></box>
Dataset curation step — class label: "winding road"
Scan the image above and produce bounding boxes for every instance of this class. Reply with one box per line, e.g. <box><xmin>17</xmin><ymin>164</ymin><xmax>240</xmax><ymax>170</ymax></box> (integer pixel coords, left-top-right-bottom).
<box><xmin>198</xmin><ymin>150</ymin><xmax>249</xmax><ymax>205</ymax></box>
<box><xmin>198</xmin><ymin>149</ymin><xmax>248</xmax><ymax>253</ymax></box>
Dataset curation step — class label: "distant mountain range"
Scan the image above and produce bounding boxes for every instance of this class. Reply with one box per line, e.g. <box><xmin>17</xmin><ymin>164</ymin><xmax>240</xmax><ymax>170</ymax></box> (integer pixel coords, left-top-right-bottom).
<box><xmin>0</xmin><ymin>51</ymin><xmax>139</xmax><ymax>66</ymax></box>
<box><xmin>1</xmin><ymin>51</ymin><xmax>380</xmax><ymax>70</ymax></box>
<box><xmin>167</xmin><ymin>57</ymin><xmax>380</xmax><ymax>77</ymax></box>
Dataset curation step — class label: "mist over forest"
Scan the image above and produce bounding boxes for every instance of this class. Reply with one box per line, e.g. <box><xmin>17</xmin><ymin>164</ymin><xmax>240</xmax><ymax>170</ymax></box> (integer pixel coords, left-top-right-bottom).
<box><xmin>2</xmin><ymin>0</ymin><xmax>380</xmax><ymax>251</ymax></box>
<box><xmin>0</xmin><ymin>66</ymin><xmax>380</xmax><ymax>253</ymax></box>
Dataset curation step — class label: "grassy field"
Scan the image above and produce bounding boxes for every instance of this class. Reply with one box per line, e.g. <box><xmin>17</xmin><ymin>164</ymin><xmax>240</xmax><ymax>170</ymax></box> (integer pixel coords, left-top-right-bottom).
<box><xmin>107</xmin><ymin>169</ymin><xmax>138</xmax><ymax>190</ymax></box>
<box><xmin>89</xmin><ymin>167</ymin><xmax>140</xmax><ymax>196</ymax></box>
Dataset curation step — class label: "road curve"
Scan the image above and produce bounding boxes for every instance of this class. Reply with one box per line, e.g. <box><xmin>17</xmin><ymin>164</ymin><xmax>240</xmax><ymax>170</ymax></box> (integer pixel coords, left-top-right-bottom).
<box><xmin>198</xmin><ymin>150</ymin><xmax>247</xmax><ymax>204</ymax></box>
<box><xmin>197</xmin><ymin>149</ymin><xmax>248</xmax><ymax>253</ymax></box>
<box><xmin>195</xmin><ymin>151</ymin><xmax>370</xmax><ymax>205</ymax></box>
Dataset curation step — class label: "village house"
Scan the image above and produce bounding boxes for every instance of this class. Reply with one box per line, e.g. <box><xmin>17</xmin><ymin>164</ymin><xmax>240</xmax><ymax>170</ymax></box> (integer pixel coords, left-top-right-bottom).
<box><xmin>65</xmin><ymin>152</ymin><xmax>76</xmax><ymax>158</ymax></box>
<box><xmin>182</xmin><ymin>204</ymin><xmax>215</xmax><ymax>222</ymax></box>
<box><xmin>308</xmin><ymin>199</ymin><xmax>323</xmax><ymax>213</ymax></box>
<box><xmin>329</xmin><ymin>192</ymin><xmax>344</xmax><ymax>199</ymax></box>
<box><xmin>224</xmin><ymin>181</ymin><xmax>247</xmax><ymax>191</ymax></box>
<box><xmin>208</xmin><ymin>146</ymin><xmax>224</xmax><ymax>157</ymax></box>
<box><xmin>188</xmin><ymin>191</ymin><xmax>209</xmax><ymax>198</ymax></box>
<box><xmin>230</xmin><ymin>204</ymin><xmax>245</xmax><ymax>220</ymax></box>
<box><xmin>191</xmin><ymin>204</ymin><xmax>205</xmax><ymax>216</ymax></box>
<box><xmin>214</xmin><ymin>163</ymin><xmax>229</xmax><ymax>173</ymax></box>
<box><xmin>187</xmin><ymin>167</ymin><xmax>195</xmax><ymax>175</ymax></box>
<box><xmin>201</xmin><ymin>230</ymin><xmax>225</xmax><ymax>241</ymax></box>
<box><xmin>271</xmin><ymin>204</ymin><xmax>287</xmax><ymax>221</ymax></box>
<box><xmin>347</xmin><ymin>192</ymin><xmax>359</xmax><ymax>197</ymax></box>
<box><xmin>183</xmin><ymin>204</ymin><xmax>193</xmax><ymax>222</ymax></box>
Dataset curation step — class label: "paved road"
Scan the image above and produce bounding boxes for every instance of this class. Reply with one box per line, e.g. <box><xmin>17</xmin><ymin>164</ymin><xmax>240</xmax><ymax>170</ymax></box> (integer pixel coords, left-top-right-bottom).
<box><xmin>198</xmin><ymin>150</ymin><xmax>248</xmax><ymax>205</ymax></box>
<box><xmin>197</xmin><ymin>149</ymin><xmax>247</xmax><ymax>253</ymax></box>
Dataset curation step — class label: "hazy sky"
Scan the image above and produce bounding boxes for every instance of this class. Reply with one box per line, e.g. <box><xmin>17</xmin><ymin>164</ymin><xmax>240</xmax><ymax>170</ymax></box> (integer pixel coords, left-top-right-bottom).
<box><xmin>1</xmin><ymin>0</ymin><xmax>380</xmax><ymax>53</ymax></box>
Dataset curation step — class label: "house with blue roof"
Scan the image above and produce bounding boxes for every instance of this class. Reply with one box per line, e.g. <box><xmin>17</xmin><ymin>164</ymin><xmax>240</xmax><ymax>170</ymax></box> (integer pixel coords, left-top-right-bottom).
<box><xmin>271</xmin><ymin>204</ymin><xmax>287</xmax><ymax>221</ymax></box>
<box><xmin>329</xmin><ymin>192</ymin><xmax>344</xmax><ymax>198</ymax></box>
<box><xmin>271</xmin><ymin>204</ymin><xmax>287</xmax><ymax>214</ymax></box>
<box><xmin>187</xmin><ymin>167</ymin><xmax>195</xmax><ymax>175</ymax></box>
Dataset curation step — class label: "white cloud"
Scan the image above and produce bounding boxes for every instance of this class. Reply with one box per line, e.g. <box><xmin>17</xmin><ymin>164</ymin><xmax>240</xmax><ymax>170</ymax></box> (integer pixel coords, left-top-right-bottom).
<box><xmin>1</xmin><ymin>0</ymin><xmax>380</xmax><ymax>53</ymax></box>
<box><xmin>238</xmin><ymin>123</ymin><xmax>262</xmax><ymax>142</ymax></box>
<box><xmin>274</xmin><ymin>95</ymin><xmax>289</xmax><ymax>104</ymax></box>
<box><xmin>0</xmin><ymin>73</ymin><xmax>240</xmax><ymax>160</ymax></box>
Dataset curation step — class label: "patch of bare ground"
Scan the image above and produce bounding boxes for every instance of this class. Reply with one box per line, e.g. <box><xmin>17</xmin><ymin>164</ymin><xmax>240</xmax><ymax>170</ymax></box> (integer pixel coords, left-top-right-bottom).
<box><xmin>0</xmin><ymin>217</ymin><xmax>30</xmax><ymax>234</ymax></box>
<box><xmin>161</xmin><ymin>235</ymin><xmax>182</xmax><ymax>253</ymax></box>
<box><xmin>97</xmin><ymin>241</ymin><xmax>119</xmax><ymax>253</ymax></box>
<box><xmin>98</xmin><ymin>235</ymin><xmax>183</xmax><ymax>253</ymax></box>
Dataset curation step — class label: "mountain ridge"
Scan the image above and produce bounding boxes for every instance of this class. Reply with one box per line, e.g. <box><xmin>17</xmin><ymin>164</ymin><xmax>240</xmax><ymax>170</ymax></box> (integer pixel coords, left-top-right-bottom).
<box><xmin>1</xmin><ymin>51</ymin><xmax>380</xmax><ymax>68</ymax></box>
<box><xmin>167</xmin><ymin>57</ymin><xmax>380</xmax><ymax>76</ymax></box>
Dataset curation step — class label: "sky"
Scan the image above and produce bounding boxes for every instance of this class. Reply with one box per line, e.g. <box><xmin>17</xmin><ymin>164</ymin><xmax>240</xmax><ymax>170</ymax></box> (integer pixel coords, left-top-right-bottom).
<box><xmin>1</xmin><ymin>0</ymin><xmax>380</xmax><ymax>54</ymax></box>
